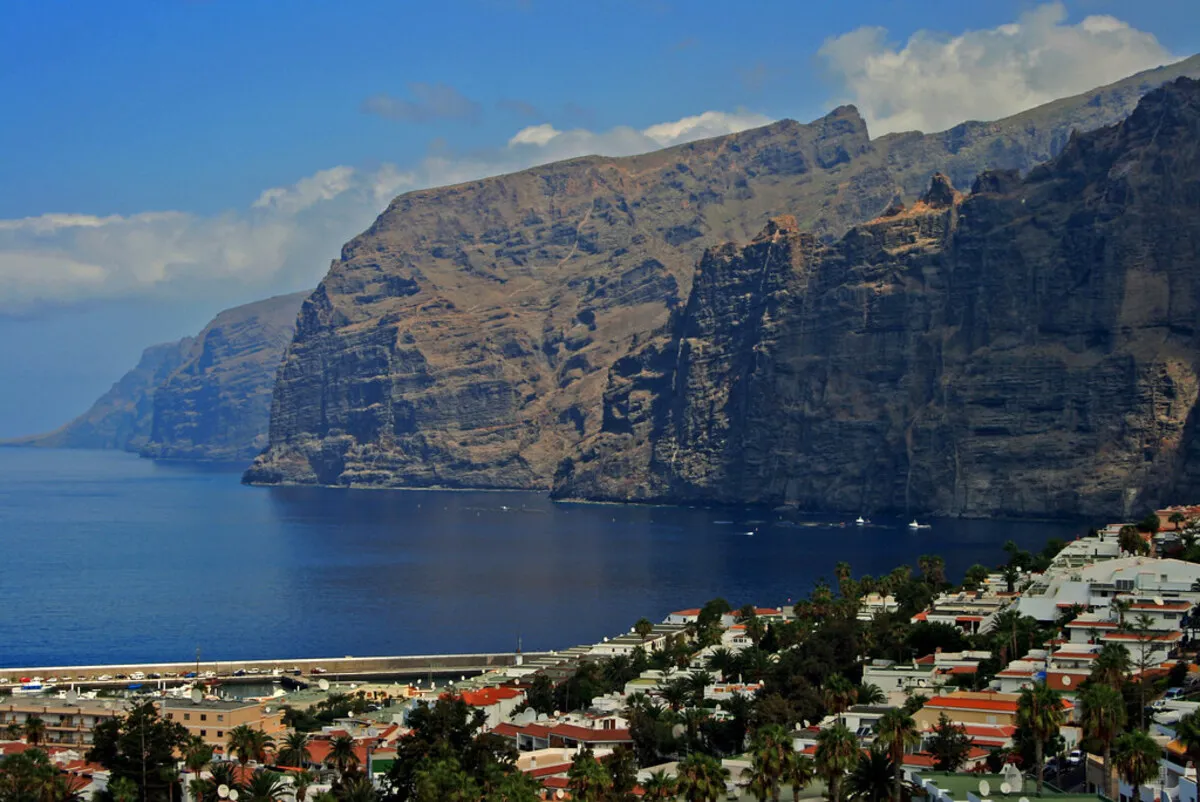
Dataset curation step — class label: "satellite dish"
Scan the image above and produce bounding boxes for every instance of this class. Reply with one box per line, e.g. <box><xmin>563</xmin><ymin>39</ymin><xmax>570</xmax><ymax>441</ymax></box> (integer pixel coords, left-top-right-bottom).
<box><xmin>318</xmin><ymin>679</ymin><xmax>330</xmax><ymax>691</ymax></box>
<box><xmin>1020</xmin><ymin>797</ymin><xmax>1030</xmax><ymax>802</ymax></box>
<box><xmin>191</xmin><ymin>688</ymin><xmax>203</xmax><ymax>704</ymax></box>
<box><xmin>228</xmin><ymin>791</ymin><xmax>239</xmax><ymax>801</ymax></box>
<box><xmin>1062</xmin><ymin>675</ymin><xmax>1072</xmax><ymax>686</ymax></box>
<box><xmin>217</xmin><ymin>785</ymin><xmax>230</xmax><ymax>798</ymax></box>
<box><xmin>66</xmin><ymin>690</ymin><xmax>78</xmax><ymax>704</ymax></box>
<box><xmin>979</xmin><ymin>780</ymin><xmax>991</xmax><ymax>797</ymax></box>
<box><xmin>1000</xmin><ymin>782</ymin><xmax>1012</xmax><ymax>795</ymax></box>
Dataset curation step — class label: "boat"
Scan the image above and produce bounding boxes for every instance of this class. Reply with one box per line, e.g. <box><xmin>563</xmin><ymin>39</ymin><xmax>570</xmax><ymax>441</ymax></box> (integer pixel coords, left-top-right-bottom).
<box><xmin>855</xmin><ymin>516</ymin><xmax>865</xmax><ymax>525</ymax></box>
<box><xmin>12</xmin><ymin>682</ymin><xmax>52</xmax><ymax>696</ymax></box>
<box><xmin>909</xmin><ymin>520</ymin><xmax>932</xmax><ymax>530</ymax></box>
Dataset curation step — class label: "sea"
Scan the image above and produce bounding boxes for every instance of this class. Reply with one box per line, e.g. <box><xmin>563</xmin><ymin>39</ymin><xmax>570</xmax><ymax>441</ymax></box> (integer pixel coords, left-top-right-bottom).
<box><xmin>0</xmin><ymin>448</ymin><xmax>1086</xmax><ymax>669</ymax></box>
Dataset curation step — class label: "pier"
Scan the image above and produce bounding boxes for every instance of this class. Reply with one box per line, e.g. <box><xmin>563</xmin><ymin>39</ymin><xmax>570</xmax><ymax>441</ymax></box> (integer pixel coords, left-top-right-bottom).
<box><xmin>0</xmin><ymin>651</ymin><xmax>549</xmax><ymax>690</ymax></box>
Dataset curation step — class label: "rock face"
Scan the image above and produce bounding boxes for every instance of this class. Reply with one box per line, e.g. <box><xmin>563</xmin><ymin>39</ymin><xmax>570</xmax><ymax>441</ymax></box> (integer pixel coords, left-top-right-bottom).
<box><xmin>11</xmin><ymin>292</ymin><xmax>306</xmax><ymax>462</ymax></box>
<box><xmin>247</xmin><ymin>57</ymin><xmax>1200</xmax><ymax>503</ymax></box>
<box><xmin>140</xmin><ymin>292</ymin><xmax>310</xmax><ymax>461</ymax></box>
<box><xmin>557</xmin><ymin>78</ymin><xmax>1200</xmax><ymax>519</ymax></box>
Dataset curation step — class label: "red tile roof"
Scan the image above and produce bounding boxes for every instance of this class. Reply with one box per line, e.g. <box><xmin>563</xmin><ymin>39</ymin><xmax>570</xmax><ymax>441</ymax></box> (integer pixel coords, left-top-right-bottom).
<box><xmin>1130</xmin><ymin>601</ymin><xmax>1190</xmax><ymax>611</ymax></box>
<box><xmin>459</xmin><ymin>687</ymin><xmax>524</xmax><ymax>707</ymax></box>
<box><xmin>1104</xmin><ymin>631</ymin><xmax>1182</xmax><ymax>642</ymax></box>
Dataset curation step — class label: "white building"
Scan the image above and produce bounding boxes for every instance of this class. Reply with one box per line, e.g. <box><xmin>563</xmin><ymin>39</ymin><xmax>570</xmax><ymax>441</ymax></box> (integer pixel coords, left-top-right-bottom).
<box><xmin>1020</xmin><ymin>557</ymin><xmax>1200</xmax><ymax>621</ymax></box>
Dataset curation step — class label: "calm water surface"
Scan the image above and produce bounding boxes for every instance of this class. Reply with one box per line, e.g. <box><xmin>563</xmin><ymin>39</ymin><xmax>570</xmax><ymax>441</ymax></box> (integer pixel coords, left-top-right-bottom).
<box><xmin>0</xmin><ymin>448</ymin><xmax>1085</xmax><ymax>667</ymax></box>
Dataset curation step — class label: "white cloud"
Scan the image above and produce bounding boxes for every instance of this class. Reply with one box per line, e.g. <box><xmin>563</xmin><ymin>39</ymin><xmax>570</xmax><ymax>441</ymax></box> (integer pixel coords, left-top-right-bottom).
<box><xmin>0</xmin><ymin>109</ymin><xmax>773</xmax><ymax>312</ymax></box>
<box><xmin>819</xmin><ymin>1</ymin><xmax>1177</xmax><ymax>136</ymax></box>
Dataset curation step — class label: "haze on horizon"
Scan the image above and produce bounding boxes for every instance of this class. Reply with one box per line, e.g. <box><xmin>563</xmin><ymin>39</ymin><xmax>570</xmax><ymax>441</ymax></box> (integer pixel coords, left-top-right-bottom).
<box><xmin>1</xmin><ymin>0</ymin><xmax>1197</xmax><ymax>438</ymax></box>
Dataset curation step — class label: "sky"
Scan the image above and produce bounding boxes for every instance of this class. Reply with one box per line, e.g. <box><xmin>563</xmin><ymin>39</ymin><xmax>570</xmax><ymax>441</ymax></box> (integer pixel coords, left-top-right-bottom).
<box><xmin>1</xmin><ymin>0</ymin><xmax>1197</xmax><ymax>437</ymax></box>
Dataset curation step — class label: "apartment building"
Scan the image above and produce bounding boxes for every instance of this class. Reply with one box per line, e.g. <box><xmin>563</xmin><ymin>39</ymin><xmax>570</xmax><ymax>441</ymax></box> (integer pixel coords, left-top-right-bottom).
<box><xmin>158</xmin><ymin>698</ymin><xmax>285</xmax><ymax>751</ymax></box>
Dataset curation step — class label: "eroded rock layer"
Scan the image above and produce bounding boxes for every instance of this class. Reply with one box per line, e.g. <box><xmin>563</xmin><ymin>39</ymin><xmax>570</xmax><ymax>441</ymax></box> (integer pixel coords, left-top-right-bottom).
<box><xmin>557</xmin><ymin>78</ymin><xmax>1200</xmax><ymax>518</ymax></box>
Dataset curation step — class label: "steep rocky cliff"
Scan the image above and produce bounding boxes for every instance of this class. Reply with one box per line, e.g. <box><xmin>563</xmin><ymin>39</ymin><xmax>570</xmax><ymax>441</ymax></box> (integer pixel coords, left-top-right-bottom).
<box><xmin>140</xmin><ymin>292</ymin><xmax>309</xmax><ymax>461</ymax></box>
<box><xmin>247</xmin><ymin>57</ymin><xmax>1200</xmax><ymax>498</ymax></box>
<box><xmin>5</xmin><ymin>338</ymin><xmax>194</xmax><ymax>452</ymax></box>
<box><xmin>557</xmin><ymin>78</ymin><xmax>1200</xmax><ymax>518</ymax></box>
<box><xmin>11</xmin><ymin>292</ymin><xmax>306</xmax><ymax>461</ymax></box>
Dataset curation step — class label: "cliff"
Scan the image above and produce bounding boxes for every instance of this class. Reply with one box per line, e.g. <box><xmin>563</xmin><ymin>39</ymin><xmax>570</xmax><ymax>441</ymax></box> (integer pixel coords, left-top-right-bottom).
<box><xmin>11</xmin><ymin>292</ymin><xmax>306</xmax><ymax>462</ymax></box>
<box><xmin>557</xmin><ymin>78</ymin><xmax>1200</xmax><ymax>518</ymax></box>
<box><xmin>140</xmin><ymin>292</ymin><xmax>309</xmax><ymax>461</ymax></box>
<box><xmin>246</xmin><ymin>57</ymin><xmax>1200</xmax><ymax>504</ymax></box>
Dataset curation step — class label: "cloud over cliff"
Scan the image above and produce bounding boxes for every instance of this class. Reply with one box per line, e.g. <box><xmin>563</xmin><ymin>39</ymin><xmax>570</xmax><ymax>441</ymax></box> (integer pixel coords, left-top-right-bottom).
<box><xmin>820</xmin><ymin>1</ymin><xmax>1176</xmax><ymax>135</ymax></box>
<box><xmin>0</xmin><ymin>110</ymin><xmax>768</xmax><ymax>312</ymax></box>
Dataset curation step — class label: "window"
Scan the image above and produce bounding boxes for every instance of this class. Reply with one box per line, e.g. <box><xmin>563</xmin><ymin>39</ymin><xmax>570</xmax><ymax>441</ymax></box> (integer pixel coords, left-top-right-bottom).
<box><xmin>184</xmin><ymin>713</ymin><xmax>191</xmax><ymax>721</ymax></box>
<box><xmin>218</xmin><ymin>715</ymin><xmax>224</xmax><ymax>722</ymax></box>
<box><xmin>200</xmin><ymin>730</ymin><xmax>207</xmax><ymax>737</ymax></box>
<box><xmin>166</xmin><ymin>713</ymin><xmax>174</xmax><ymax>720</ymax></box>
<box><xmin>200</xmin><ymin>714</ymin><xmax>207</xmax><ymax>722</ymax></box>
<box><xmin>217</xmin><ymin>731</ymin><xmax>223</xmax><ymax>738</ymax></box>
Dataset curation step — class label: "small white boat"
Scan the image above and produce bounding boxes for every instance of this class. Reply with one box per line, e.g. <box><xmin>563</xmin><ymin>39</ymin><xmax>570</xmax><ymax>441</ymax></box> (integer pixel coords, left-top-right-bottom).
<box><xmin>909</xmin><ymin>520</ymin><xmax>920</xmax><ymax>529</ymax></box>
<box><xmin>855</xmin><ymin>516</ymin><xmax>865</xmax><ymax>525</ymax></box>
<box><xmin>12</xmin><ymin>682</ymin><xmax>52</xmax><ymax>696</ymax></box>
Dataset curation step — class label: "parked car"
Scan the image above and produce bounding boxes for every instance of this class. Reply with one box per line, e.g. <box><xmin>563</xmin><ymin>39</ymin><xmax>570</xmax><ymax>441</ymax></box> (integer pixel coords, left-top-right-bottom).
<box><xmin>311</xmin><ymin>667</ymin><xmax>327</xmax><ymax>675</ymax></box>
<box><xmin>147</xmin><ymin>673</ymin><xmax>161</xmax><ymax>679</ymax></box>
<box><xmin>233</xmin><ymin>669</ymin><xmax>247</xmax><ymax>677</ymax></box>
<box><xmin>183</xmin><ymin>672</ymin><xmax>197</xmax><ymax>679</ymax></box>
<box><xmin>97</xmin><ymin>674</ymin><xmax>113</xmax><ymax>681</ymax></box>
<box><xmin>1067</xmin><ymin>750</ymin><xmax>1083</xmax><ymax>766</ymax></box>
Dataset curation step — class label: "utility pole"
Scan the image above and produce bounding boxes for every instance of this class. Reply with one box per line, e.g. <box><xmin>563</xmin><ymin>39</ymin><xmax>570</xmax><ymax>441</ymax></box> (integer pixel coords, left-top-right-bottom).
<box><xmin>195</xmin><ymin>647</ymin><xmax>201</xmax><ymax>680</ymax></box>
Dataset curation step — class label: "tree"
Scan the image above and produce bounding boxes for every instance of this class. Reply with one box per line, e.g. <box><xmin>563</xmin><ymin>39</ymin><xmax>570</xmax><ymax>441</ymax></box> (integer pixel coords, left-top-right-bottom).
<box><xmin>1175</xmin><ymin>711</ymin><xmax>1200</xmax><ymax>763</ymax></box>
<box><xmin>1127</xmin><ymin>613</ymin><xmax>1161</xmax><ymax>728</ymax></box>
<box><xmin>1171</xmin><ymin>512</ymin><xmax>1187</xmax><ymax>530</ymax></box>
<box><xmin>1119</xmin><ymin>525</ymin><xmax>1147</xmax><ymax>556</ymax></box>
<box><xmin>785</xmin><ymin>753</ymin><xmax>815</xmax><ymax>802</ymax></box>
<box><xmin>640</xmin><ymin>770</ymin><xmax>677</xmax><ymax>801</ymax></box>
<box><xmin>21</xmin><ymin>719</ymin><xmax>44</xmax><ymax>748</ymax></box>
<box><xmin>244</xmin><ymin>771</ymin><xmax>288</xmax><ymax>802</ymax></box>
<box><xmin>875</xmin><ymin>708</ymin><xmax>919</xmax><ymax>802</ymax></box>
<box><xmin>566</xmin><ymin>749</ymin><xmax>613</xmax><ymax>802</ymax></box>
<box><xmin>747</xmin><ymin>725</ymin><xmax>790</xmax><ymax>802</ymax></box>
<box><xmin>87</xmin><ymin>701</ymin><xmax>190</xmax><ymax>802</ymax></box>
<box><xmin>1137</xmin><ymin>514</ymin><xmax>1161</xmax><ymax>534</ymax></box>
<box><xmin>326</xmin><ymin>735</ymin><xmax>360</xmax><ymax>776</ymax></box>
<box><xmin>1080</xmin><ymin>683</ymin><xmax>1127</xmax><ymax>800</ymax></box>
<box><xmin>815</xmin><ymin>724</ymin><xmax>858</xmax><ymax>802</ymax></box>
<box><xmin>0</xmin><ymin>747</ymin><xmax>63</xmax><ymax>802</ymax></box>
<box><xmin>524</xmin><ymin>674</ymin><xmax>555</xmax><ymax>716</ymax></box>
<box><xmin>227</xmin><ymin>726</ymin><xmax>275</xmax><ymax>767</ymax></box>
<box><xmin>278</xmin><ymin>731</ymin><xmax>312</xmax><ymax>768</ymax></box>
<box><xmin>183</xmin><ymin>740</ymin><xmax>213</xmax><ymax>774</ymax></box>
<box><xmin>601</xmin><ymin>747</ymin><xmax>638</xmax><ymax>802</ymax></box>
<box><xmin>927</xmin><ymin>714</ymin><xmax>973</xmax><ymax>773</ymax></box>
<box><xmin>337</xmin><ymin>776</ymin><xmax>379</xmax><ymax>802</ymax></box>
<box><xmin>857</xmin><ymin>684</ymin><xmax>886</xmax><ymax>707</ymax></box>
<box><xmin>823</xmin><ymin>675</ymin><xmax>857</xmax><ymax>724</ymax></box>
<box><xmin>675</xmin><ymin>753</ymin><xmax>729</xmax><ymax>802</ymax></box>
<box><xmin>1002</xmin><ymin>563</ymin><xmax>1022</xmax><ymax>594</ymax></box>
<box><xmin>661</xmin><ymin>677</ymin><xmax>692</xmax><ymax>713</ymax></box>
<box><xmin>962</xmin><ymin>564</ymin><xmax>990</xmax><ymax>591</ymax></box>
<box><xmin>412</xmin><ymin>757</ymin><xmax>477</xmax><ymax>802</ymax></box>
<box><xmin>1091</xmin><ymin>642</ymin><xmax>1132</xmax><ymax>687</ymax></box>
<box><xmin>1017</xmin><ymin>682</ymin><xmax>1065</xmax><ymax>796</ymax></box>
<box><xmin>635</xmin><ymin>617</ymin><xmax>655</xmax><ymax>641</ymax></box>
<box><xmin>846</xmin><ymin>745</ymin><xmax>893</xmax><ymax>802</ymax></box>
<box><xmin>110</xmin><ymin>777</ymin><xmax>140</xmax><ymax>802</ymax></box>
<box><xmin>1114</xmin><ymin>730</ymin><xmax>1160</xmax><ymax>802</ymax></box>
<box><xmin>293</xmin><ymin>770</ymin><xmax>316</xmax><ymax>802</ymax></box>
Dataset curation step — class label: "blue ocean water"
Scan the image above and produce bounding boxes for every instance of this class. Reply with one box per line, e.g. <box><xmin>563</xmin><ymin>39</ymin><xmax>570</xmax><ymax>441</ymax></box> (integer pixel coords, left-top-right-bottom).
<box><xmin>0</xmin><ymin>448</ymin><xmax>1085</xmax><ymax>668</ymax></box>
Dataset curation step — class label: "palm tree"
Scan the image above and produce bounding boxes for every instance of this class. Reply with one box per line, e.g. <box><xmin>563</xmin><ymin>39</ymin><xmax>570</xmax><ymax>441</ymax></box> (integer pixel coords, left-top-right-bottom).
<box><xmin>184</xmin><ymin>740</ymin><xmax>214</xmax><ymax>774</ymax></box>
<box><xmin>1080</xmin><ymin>683</ymin><xmax>1127</xmax><ymax>799</ymax></box>
<box><xmin>661</xmin><ymin>678</ymin><xmax>692</xmax><ymax>712</ymax></box>
<box><xmin>875</xmin><ymin>708</ymin><xmax>919</xmax><ymax>802</ymax></box>
<box><xmin>228</xmin><ymin>725</ymin><xmax>276</xmax><ymax>766</ymax></box>
<box><xmin>1091</xmin><ymin>642</ymin><xmax>1132</xmax><ymax>686</ymax></box>
<box><xmin>641</xmin><ymin>770</ymin><xmax>678</xmax><ymax>801</ymax></box>
<box><xmin>815</xmin><ymin>724</ymin><xmax>859</xmax><ymax>802</ymax></box>
<box><xmin>338</xmin><ymin>776</ymin><xmax>378</xmax><ymax>802</ymax></box>
<box><xmin>110</xmin><ymin>777</ymin><xmax>139</xmax><ymax>802</ymax></box>
<box><xmin>785</xmin><ymin>752</ymin><xmax>815</xmax><ymax>802</ymax></box>
<box><xmin>23</xmin><ymin>717</ymin><xmax>46</xmax><ymax>746</ymax></box>
<box><xmin>1118</xmin><ymin>526</ymin><xmax>1146</xmax><ymax>556</ymax></box>
<box><xmin>4</xmin><ymin>722</ymin><xmax>22</xmax><ymax>740</ymax></box>
<box><xmin>675</xmin><ymin>753</ymin><xmax>729</xmax><ymax>802</ymax></box>
<box><xmin>292</xmin><ymin>770</ymin><xmax>315</xmax><ymax>802</ymax></box>
<box><xmin>1017</xmin><ymin>682</ymin><xmax>1065</xmax><ymax>796</ymax></box>
<box><xmin>277</xmin><ymin>731</ymin><xmax>311</xmax><ymax>768</ymax></box>
<box><xmin>567</xmin><ymin>750</ymin><xmax>612</xmax><ymax>802</ymax></box>
<box><xmin>857</xmin><ymin>684</ymin><xmax>886</xmax><ymax>707</ymax></box>
<box><xmin>748</xmin><ymin>724</ymin><xmax>790</xmax><ymax>802</ymax></box>
<box><xmin>846</xmin><ymin>745</ymin><xmax>894</xmax><ymax>802</ymax></box>
<box><xmin>245</xmin><ymin>771</ymin><xmax>288</xmax><ymax>802</ymax></box>
<box><xmin>189</xmin><ymin>778</ymin><xmax>215</xmax><ymax>802</ymax></box>
<box><xmin>326</xmin><ymin>734</ymin><xmax>360</xmax><ymax>776</ymax></box>
<box><xmin>209</xmin><ymin>762</ymin><xmax>242</xmax><ymax>791</ymax></box>
<box><xmin>706</xmin><ymin>647</ymin><xmax>738</xmax><ymax>679</ymax></box>
<box><xmin>688</xmin><ymin>670</ymin><xmax>714</xmax><ymax>706</ymax></box>
<box><xmin>823</xmin><ymin>674</ymin><xmax>857</xmax><ymax>725</ymax></box>
<box><xmin>1114</xmin><ymin>730</ymin><xmax>1160</xmax><ymax>802</ymax></box>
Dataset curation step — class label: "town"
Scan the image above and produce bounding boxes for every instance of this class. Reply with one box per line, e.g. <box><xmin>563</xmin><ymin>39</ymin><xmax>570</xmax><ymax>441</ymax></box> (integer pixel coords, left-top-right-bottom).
<box><xmin>6</xmin><ymin>507</ymin><xmax>1200</xmax><ymax>801</ymax></box>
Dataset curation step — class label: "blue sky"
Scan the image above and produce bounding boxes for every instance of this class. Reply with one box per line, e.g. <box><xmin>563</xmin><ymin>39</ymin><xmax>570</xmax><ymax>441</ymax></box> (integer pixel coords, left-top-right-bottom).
<box><xmin>0</xmin><ymin>0</ymin><xmax>1197</xmax><ymax>436</ymax></box>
